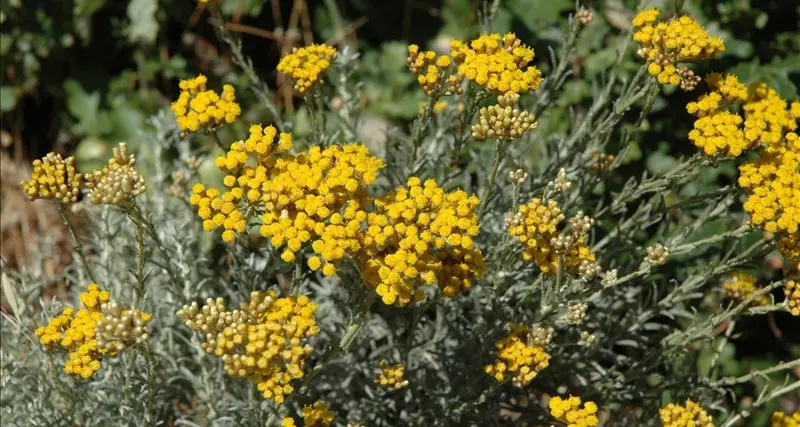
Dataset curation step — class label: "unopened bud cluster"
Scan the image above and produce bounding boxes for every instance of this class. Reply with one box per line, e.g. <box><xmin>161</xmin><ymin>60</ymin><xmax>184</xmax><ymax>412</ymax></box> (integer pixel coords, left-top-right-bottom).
<box><xmin>645</xmin><ymin>243</ymin><xmax>670</xmax><ymax>266</ymax></box>
<box><xmin>95</xmin><ymin>300</ymin><xmax>152</xmax><ymax>354</ymax></box>
<box><xmin>678</xmin><ymin>68</ymin><xmax>701</xmax><ymax>91</ymax></box>
<box><xmin>548</xmin><ymin>168</ymin><xmax>572</xmax><ymax>193</ymax></box>
<box><xmin>85</xmin><ymin>143</ymin><xmax>146</xmax><ymax>206</ymax></box>
<box><xmin>376</xmin><ymin>360</ymin><xmax>409</xmax><ymax>390</ymax></box>
<box><xmin>177</xmin><ymin>291</ymin><xmax>320</xmax><ymax>403</ymax></box>
<box><xmin>472</xmin><ymin>95</ymin><xmax>536</xmax><ymax>140</ymax></box>
<box><xmin>507</xmin><ymin>168</ymin><xmax>528</xmax><ymax>185</ymax></box>
<box><xmin>589</xmin><ymin>152</ymin><xmax>615</xmax><ymax>174</ymax></box>
<box><xmin>578</xmin><ymin>260</ymin><xmax>602</xmax><ymax>281</ymax></box>
<box><xmin>577</xmin><ymin>8</ymin><xmax>593</xmax><ymax>25</ymax></box>
<box><xmin>579</xmin><ymin>331</ymin><xmax>597</xmax><ymax>347</ymax></box>
<box><xmin>167</xmin><ymin>170</ymin><xmax>188</xmax><ymax>197</ymax></box>
<box><xmin>20</xmin><ymin>152</ymin><xmax>82</xmax><ymax>203</ymax></box>
<box><xmin>528</xmin><ymin>325</ymin><xmax>553</xmax><ymax>347</ymax></box>
<box><xmin>601</xmin><ymin>269</ymin><xmax>618</xmax><ymax>286</ymax></box>
<box><xmin>567</xmin><ymin>302</ymin><xmax>588</xmax><ymax>325</ymax></box>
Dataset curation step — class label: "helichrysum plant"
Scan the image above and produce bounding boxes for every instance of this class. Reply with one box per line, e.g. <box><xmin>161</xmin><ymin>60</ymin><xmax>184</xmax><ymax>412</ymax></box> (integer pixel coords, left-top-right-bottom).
<box><xmin>3</xmin><ymin>2</ymin><xmax>799</xmax><ymax>426</ymax></box>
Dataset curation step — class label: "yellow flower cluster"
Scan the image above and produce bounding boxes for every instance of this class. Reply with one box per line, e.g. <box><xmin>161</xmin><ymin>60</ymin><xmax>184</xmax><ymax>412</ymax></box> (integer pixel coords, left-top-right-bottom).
<box><xmin>722</xmin><ymin>273</ymin><xmax>770</xmax><ymax>306</ymax></box>
<box><xmin>282</xmin><ymin>401</ymin><xmax>335</xmax><ymax>427</ymax></box>
<box><xmin>84</xmin><ymin>142</ymin><xmax>147</xmax><ymax>206</ymax></box>
<box><xmin>484</xmin><ymin>325</ymin><xmax>550</xmax><ymax>387</ymax></box>
<box><xmin>171</xmin><ymin>74</ymin><xmax>241</xmax><ymax>136</ymax></box>
<box><xmin>506</xmin><ymin>198</ymin><xmax>596</xmax><ymax>274</ymax></box>
<box><xmin>357</xmin><ymin>177</ymin><xmax>485</xmax><ymax>306</ymax></box>
<box><xmin>633</xmin><ymin>9</ymin><xmax>724</xmax><ymax>88</ymax></box>
<box><xmin>376</xmin><ymin>360</ymin><xmax>409</xmax><ymax>389</ymax></box>
<box><xmin>738</xmin><ymin>127</ymin><xmax>799</xmax><ymax>255</ymax></box>
<box><xmin>450</xmin><ymin>33</ymin><xmax>542</xmax><ymax>95</ymax></box>
<box><xmin>549</xmin><ymin>395</ymin><xmax>600</xmax><ymax>427</ymax></box>
<box><xmin>686</xmin><ymin>74</ymin><xmax>751</xmax><ymax>157</ymax></box>
<box><xmin>406</xmin><ymin>45</ymin><xmax>462</xmax><ymax>96</ymax></box>
<box><xmin>277</xmin><ymin>44</ymin><xmax>337</xmax><ymax>94</ymax></box>
<box><xmin>771</xmin><ymin>410</ymin><xmax>800</xmax><ymax>427</ymax></box>
<box><xmin>190</xmin><ymin>124</ymin><xmax>294</xmax><ymax>242</ymax></box>
<box><xmin>35</xmin><ymin>284</ymin><xmax>150</xmax><ymax>379</ymax></box>
<box><xmin>785</xmin><ymin>280</ymin><xmax>800</xmax><ymax>316</ymax></box>
<box><xmin>744</xmin><ymin>84</ymin><xmax>799</xmax><ymax>153</ymax></box>
<box><xmin>259</xmin><ymin>144</ymin><xmax>383</xmax><ymax>274</ymax></box>
<box><xmin>684</xmin><ymin>76</ymin><xmax>799</xmax><ymax>268</ymax></box>
<box><xmin>20</xmin><ymin>152</ymin><xmax>81</xmax><ymax>203</ymax></box>
<box><xmin>177</xmin><ymin>291</ymin><xmax>320</xmax><ymax>403</ymax></box>
<box><xmin>659</xmin><ymin>399</ymin><xmax>714</xmax><ymax>427</ymax></box>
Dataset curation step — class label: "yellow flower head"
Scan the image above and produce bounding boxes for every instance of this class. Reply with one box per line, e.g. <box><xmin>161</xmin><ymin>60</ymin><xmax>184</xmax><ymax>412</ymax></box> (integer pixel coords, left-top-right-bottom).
<box><xmin>277</xmin><ymin>44</ymin><xmax>337</xmax><ymax>94</ymax></box>
<box><xmin>20</xmin><ymin>152</ymin><xmax>82</xmax><ymax>204</ymax></box>
<box><xmin>549</xmin><ymin>395</ymin><xmax>600</xmax><ymax>427</ymax></box>
<box><xmin>357</xmin><ymin>177</ymin><xmax>485</xmax><ymax>306</ymax></box>
<box><xmin>450</xmin><ymin>33</ymin><xmax>542</xmax><ymax>95</ymax></box>
<box><xmin>659</xmin><ymin>399</ymin><xmax>714</xmax><ymax>427</ymax></box>
<box><xmin>300</xmin><ymin>401</ymin><xmax>335</xmax><ymax>427</ymax></box>
<box><xmin>633</xmin><ymin>10</ymin><xmax>725</xmax><ymax>90</ymax></box>
<box><xmin>259</xmin><ymin>144</ymin><xmax>384</xmax><ymax>274</ymax></box>
<box><xmin>177</xmin><ymin>292</ymin><xmax>320</xmax><ymax>403</ymax></box>
<box><xmin>171</xmin><ymin>74</ymin><xmax>241</xmax><ymax>136</ymax></box>
<box><xmin>784</xmin><ymin>280</ymin><xmax>800</xmax><ymax>316</ymax></box>
<box><xmin>722</xmin><ymin>273</ymin><xmax>770</xmax><ymax>306</ymax></box>
<box><xmin>407</xmin><ymin>45</ymin><xmax>463</xmax><ymax>96</ymax></box>
<box><xmin>770</xmin><ymin>410</ymin><xmax>800</xmax><ymax>427</ymax></box>
<box><xmin>376</xmin><ymin>360</ymin><xmax>409</xmax><ymax>389</ymax></box>
<box><xmin>507</xmin><ymin>198</ymin><xmax>596</xmax><ymax>274</ymax></box>
<box><xmin>484</xmin><ymin>325</ymin><xmax>550</xmax><ymax>387</ymax></box>
<box><xmin>35</xmin><ymin>284</ymin><xmax>150</xmax><ymax>379</ymax></box>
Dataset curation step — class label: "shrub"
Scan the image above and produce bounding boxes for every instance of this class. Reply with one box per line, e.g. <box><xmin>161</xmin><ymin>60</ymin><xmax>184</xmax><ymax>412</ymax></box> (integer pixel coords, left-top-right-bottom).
<box><xmin>2</xmin><ymin>2</ymin><xmax>798</xmax><ymax>426</ymax></box>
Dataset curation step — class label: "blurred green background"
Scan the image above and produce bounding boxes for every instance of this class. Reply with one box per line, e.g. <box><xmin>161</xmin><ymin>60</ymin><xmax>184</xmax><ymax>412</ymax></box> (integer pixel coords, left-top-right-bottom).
<box><xmin>1</xmin><ymin>0</ymin><xmax>799</xmax><ymax>423</ymax></box>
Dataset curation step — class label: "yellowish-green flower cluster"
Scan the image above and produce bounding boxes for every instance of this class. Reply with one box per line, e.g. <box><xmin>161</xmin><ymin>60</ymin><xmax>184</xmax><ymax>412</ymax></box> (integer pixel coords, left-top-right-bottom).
<box><xmin>771</xmin><ymin>410</ymin><xmax>800</xmax><ymax>427</ymax></box>
<box><xmin>277</xmin><ymin>44</ymin><xmax>337</xmax><ymax>94</ymax></box>
<box><xmin>176</xmin><ymin>291</ymin><xmax>319</xmax><ymax>403</ymax></box>
<box><xmin>84</xmin><ymin>142</ymin><xmax>147</xmax><ymax>206</ymax></box>
<box><xmin>259</xmin><ymin>144</ymin><xmax>383</xmax><ymax>274</ymax></box>
<box><xmin>484</xmin><ymin>325</ymin><xmax>550</xmax><ymax>387</ymax></box>
<box><xmin>659</xmin><ymin>399</ymin><xmax>714</xmax><ymax>427</ymax></box>
<box><xmin>376</xmin><ymin>360</ymin><xmax>409</xmax><ymax>389</ymax></box>
<box><xmin>357</xmin><ymin>177</ymin><xmax>485</xmax><ymax>306</ymax></box>
<box><xmin>35</xmin><ymin>284</ymin><xmax>150</xmax><ymax>379</ymax></box>
<box><xmin>785</xmin><ymin>279</ymin><xmax>800</xmax><ymax>316</ymax></box>
<box><xmin>633</xmin><ymin>9</ymin><xmax>724</xmax><ymax>88</ymax></box>
<box><xmin>549</xmin><ymin>395</ymin><xmax>600</xmax><ymax>427</ymax></box>
<box><xmin>20</xmin><ymin>152</ymin><xmax>81</xmax><ymax>204</ymax></box>
<box><xmin>171</xmin><ymin>74</ymin><xmax>241</xmax><ymax>136</ymax></box>
<box><xmin>281</xmin><ymin>401</ymin><xmax>335</xmax><ymax>427</ymax></box>
<box><xmin>686</xmin><ymin>74</ymin><xmax>750</xmax><ymax>157</ymax></box>
<box><xmin>406</xmin><ymin>45</ymin><xmax>462</xmax><ymax>96</ymax></box>
<box><xmin>506</xmin><ymin>198</ymin><xmax>596</xmax><ymax>275</ymax></box>
<box><xmin>450</xmin><ymin>33</ymin><xmax>542</xmax><ymax>95</ymax></box>
<box><xmin>471</xmin><ymin>93</ymin><xmax>536</xmax><ymax>140</ymax></box>
<box><xmin>722</xmin><ymin>273</ymin><xmax>770</xmax><ymax>306</ymax></box>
